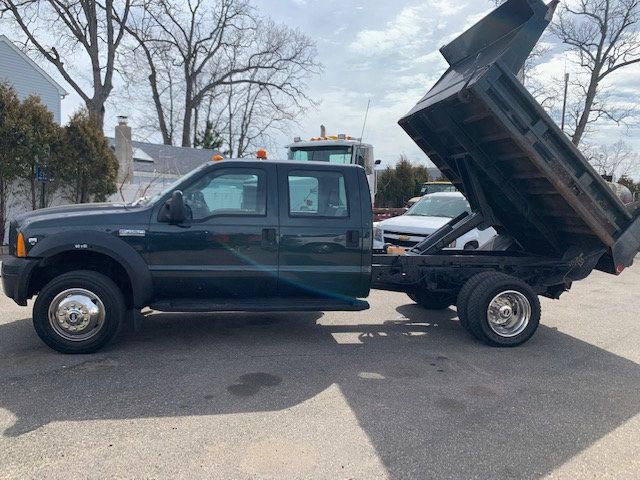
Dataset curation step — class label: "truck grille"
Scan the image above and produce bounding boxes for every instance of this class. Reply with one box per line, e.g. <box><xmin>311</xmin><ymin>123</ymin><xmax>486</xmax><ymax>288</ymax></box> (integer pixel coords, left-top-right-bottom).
<box><xmin>383</xmin><ymin>231</ymin><xmax>428</xmax><ymax>248</ymax></box>
<box><xmin>384</xmin><ymin>237</ymin><xmax>418</xmax><ymax>248</ymax></box>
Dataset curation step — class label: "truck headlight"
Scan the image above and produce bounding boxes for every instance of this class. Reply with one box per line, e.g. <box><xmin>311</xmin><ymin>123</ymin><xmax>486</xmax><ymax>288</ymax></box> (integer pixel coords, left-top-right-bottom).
<box><xmin>373</xmin><ymin>224</ymin><xmax>384</xmax><ymax>242</ymax></box>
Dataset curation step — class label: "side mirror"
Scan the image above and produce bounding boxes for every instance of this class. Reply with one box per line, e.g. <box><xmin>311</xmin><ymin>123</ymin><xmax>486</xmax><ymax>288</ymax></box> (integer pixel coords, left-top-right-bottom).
<box><xmin>375</xmin><ymin>159</ymin><xmax>382</xmax><ymax>165</ymax></box>
<box><xmin>169</xmin><ymin>190</ymin><xmax>186</xmax><ymax>224</ymax></box>
<box><xmin>159</xmin><ymin>190</ymin><xmax>186</xmax><ymax>224</ymax></box>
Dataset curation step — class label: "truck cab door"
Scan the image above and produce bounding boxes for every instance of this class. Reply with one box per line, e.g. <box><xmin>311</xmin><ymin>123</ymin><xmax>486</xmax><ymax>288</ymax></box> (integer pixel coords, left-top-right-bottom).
<box><xmin>146</xmin><ymin>164</ymin><xmax>279</xmax><ymax>300</ymax></box>
<box><xmin>277</xmin><ymin>164</ymin><xmax>369</xmax><ymax>299</ymax></box>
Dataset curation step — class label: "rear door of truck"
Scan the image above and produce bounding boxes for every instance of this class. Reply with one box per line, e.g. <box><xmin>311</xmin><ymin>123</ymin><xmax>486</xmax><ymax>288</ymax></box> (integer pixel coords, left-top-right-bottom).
<box><xmin>276</xmin><ymin>163</ymin><xmax>370</xmax><ymax>299</ymax></box>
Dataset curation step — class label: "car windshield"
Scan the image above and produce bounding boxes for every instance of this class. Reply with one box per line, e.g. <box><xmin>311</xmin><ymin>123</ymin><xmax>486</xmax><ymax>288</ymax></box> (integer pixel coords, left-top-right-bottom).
<box><xmin>288</xmin><ymin>146</ymin><xmax>352</xmax><ymax>164</ymax></box>
<box><xmin>419</xmin><ymin>183</ymin><xmax>457</xmax><ymax>195</ymax></box>
<box><xmin>406</xmin><ymin>195</ymin><xmax>470</xmax><ymax>218</ymax></box>
<box><xmin>131</xmin><ymin>166</ymin><xmax>207</xmax><ymax>206</ymax></box>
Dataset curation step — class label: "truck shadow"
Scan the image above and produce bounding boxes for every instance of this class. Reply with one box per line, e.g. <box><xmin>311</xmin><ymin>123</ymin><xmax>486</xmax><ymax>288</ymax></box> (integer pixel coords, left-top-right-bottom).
<box><xmin>1</xmin><ymin>305</ymin><xmax>639</xmax><ymax>479</ymax></box>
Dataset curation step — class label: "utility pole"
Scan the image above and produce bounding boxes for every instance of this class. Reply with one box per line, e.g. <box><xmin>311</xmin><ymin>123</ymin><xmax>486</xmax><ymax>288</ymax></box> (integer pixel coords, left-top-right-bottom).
<box><xmin>561</xmin><ymin>72</ymin><xmax>569</xmax><ymax>132</ymax></box>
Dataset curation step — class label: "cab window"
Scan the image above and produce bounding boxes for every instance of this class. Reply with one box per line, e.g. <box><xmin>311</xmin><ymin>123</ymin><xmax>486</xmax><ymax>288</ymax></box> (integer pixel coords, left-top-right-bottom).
<box><xmin>288</xmin><ymin>170</ymin><xmax>348</xmax><ymax>218</ymax></box>
<box><xmin>289</xmin><ymin>147</ymin><xmax>352</xmax><ymax>164</ymax></box>
<box><xmin>182</xmin><ymin>168</ymin><xmax>266</xmax><ymax>220</ymax></box>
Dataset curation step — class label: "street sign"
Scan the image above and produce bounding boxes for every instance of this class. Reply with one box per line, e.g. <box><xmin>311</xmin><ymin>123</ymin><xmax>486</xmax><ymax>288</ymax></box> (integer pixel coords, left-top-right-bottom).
<box><xmin>36</xmin><ymin>165</ymin><xmax>48</xmax><ymax>183</ymax></box>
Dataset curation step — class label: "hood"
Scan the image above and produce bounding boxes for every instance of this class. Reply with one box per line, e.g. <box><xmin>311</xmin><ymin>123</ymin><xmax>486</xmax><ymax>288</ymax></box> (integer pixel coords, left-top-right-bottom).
<box><xmin>12</xmin><ymin>202</ymin><xmax>142</xmax><ymax>230</ymax></box>
<box><xmin>15</xmin><ymin>202</ymin><xmax>130</xmax><ymax>221</ymax></box>
<box><xmin>378</xmin><ymin>214</ymin><xmax>450</xmax><ymax>234</ymax></box>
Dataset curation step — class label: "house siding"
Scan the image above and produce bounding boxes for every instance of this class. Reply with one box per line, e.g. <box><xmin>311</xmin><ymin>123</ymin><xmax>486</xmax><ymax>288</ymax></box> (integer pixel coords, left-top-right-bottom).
<box><xmin>0</xmin><ymin>41</ymin><xmax>62</xmax><ymax>123</ymax></box>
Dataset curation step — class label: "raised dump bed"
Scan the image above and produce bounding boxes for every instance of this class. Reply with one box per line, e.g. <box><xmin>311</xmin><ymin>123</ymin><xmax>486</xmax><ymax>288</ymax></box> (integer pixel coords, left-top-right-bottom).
<box><xmin>398</xmin><ymin>0</ymin><xmax>640</xmax><ymax>273</ymax></box>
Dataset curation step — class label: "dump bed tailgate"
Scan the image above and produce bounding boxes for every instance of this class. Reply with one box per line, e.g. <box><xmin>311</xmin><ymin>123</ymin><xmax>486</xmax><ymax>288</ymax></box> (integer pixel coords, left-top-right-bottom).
<box><xmin>398</xmin><ymin>0</ymin><xmax>640</xmax><ymax>271</ymax></box>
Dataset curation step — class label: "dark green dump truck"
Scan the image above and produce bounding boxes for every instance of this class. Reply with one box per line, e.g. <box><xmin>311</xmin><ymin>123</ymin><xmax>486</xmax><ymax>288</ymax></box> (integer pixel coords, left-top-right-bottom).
<box><xmin>3</xmin><ymin>0</ymin><xmax>640</xmax><ymax>353</ymax></box>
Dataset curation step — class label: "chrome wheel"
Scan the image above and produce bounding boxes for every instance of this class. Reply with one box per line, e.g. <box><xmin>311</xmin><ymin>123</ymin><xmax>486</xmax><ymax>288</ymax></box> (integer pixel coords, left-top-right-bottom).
<box><xmin>48</xmin><ymin>288</ymin><xmax>106</xmax><ymax>342</ymax></box>
<box><xmin>486</xmin><ymin>290</ymin><xmax>531</xmax><ymax>338</ymax></box>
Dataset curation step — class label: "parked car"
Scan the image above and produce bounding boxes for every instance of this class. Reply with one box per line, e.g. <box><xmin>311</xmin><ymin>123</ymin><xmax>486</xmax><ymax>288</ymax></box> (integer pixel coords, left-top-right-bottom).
<box><xmin>405</xmin><ymin>181</ymin><xmax>457</xmax><ymax>208</ymax></box>
<box><xmin>373</xmin><ymin>192</ymin><xmax>496</xmax><ymax>252</ymax></box>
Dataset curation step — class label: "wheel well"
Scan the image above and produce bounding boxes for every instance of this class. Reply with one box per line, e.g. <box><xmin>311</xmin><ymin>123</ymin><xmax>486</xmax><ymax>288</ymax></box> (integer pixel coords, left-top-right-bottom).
<box><xmin>28</xmin><ymin>251</ymin><xmax>134</xmax><ymax>309</ymax></box>
<box><xmin>464</xmin><ymin>240</ymin><xmax>479</xmax><ymax>250</ymax></box>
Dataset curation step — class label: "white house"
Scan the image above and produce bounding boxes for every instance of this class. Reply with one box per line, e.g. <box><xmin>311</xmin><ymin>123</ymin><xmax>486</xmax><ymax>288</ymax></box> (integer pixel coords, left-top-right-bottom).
<box><xmin>0</xmin><ymin>35</ymin><xmax>67</xmax><ymax>123</ymax></box>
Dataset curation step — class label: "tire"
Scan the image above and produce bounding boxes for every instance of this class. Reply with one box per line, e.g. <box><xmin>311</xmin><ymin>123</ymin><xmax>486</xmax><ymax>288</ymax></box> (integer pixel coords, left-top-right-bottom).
<box><xmin>33</xmin><ymin>270</ymin><xmax>126</xmax><ymax>354</ymax></box>
<box><xmin>456</xmin><ymin>271</ymin><xmax>506</xmax><ymax>331</ymax></box>
<box><xmin>463</xmin><ymin>241</ymin><xmax>479</xmax><ymax>250</ymax></box>
<box><xmin>407</xmin><ymin>291</ymin><xmax>454</xmax><ymax>310</ymax></box>
<box><xmin>465</xmin><ymin>272</ymin><xmax>541</xmax><ymax>347</ymax></box>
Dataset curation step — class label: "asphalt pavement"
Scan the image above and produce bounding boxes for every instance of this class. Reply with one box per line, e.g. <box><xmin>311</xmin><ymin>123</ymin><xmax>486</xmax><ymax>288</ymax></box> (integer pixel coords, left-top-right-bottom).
<box><xmin>1</xmin><ymin>266</ymin><xmax>639</xmax><ymax>479</ymax></box>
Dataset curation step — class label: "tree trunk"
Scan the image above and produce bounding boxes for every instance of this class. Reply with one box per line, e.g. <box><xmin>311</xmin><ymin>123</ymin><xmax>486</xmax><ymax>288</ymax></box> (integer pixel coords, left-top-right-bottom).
<box><xmin>147</xmin><ymin>65</ymin><xmax>172</xmax><ymax>144</ymax></box>
<box><xmin>193</xmin><ymin>106</ymin><xmax>199</xmax><ymax>147</ymax></box>
<box><xmin>181</xmin><ymin>108</ymin><xmax>192</xmax><ymax>147</ymax></box>
<box><xmin>30</xmin><ymin>175</ymin><xmax>37</xmax><ymax>210</ymax></box>
<box><xmin>181</xmin><ymin>83</ymin><xmax>194</xmax><ymax>147</ymax></box>
<box><xmin>0</xmin><ymin>178</ymin><xmax>6</xmax><ymax>244</ymax></box>
<box><xmin>86</xmin><ymin>97</ymin><xmax>107</xmax><ymax>131</ymax></box>
<box><xmin>571</xmin><ymin>72</ymin><xmax>600</xmax><ymax>147</ymax></box>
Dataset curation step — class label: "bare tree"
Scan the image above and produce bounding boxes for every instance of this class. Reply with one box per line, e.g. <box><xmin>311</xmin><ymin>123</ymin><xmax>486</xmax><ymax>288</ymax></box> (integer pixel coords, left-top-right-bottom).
<box><xmin>0</xmin><ymin>0</ymin><xmax>132</xmax><ymax>129</ymax></box>
<box><xmin>551</xmin><ymin>0</ymin><xmax>640</xmax><ymax>146</ymax></box>
<box><xmin>589</xmin><ymin>139</ymin><xmax>639</xmax><ymax>179</ymax></box>
<box><xmin>209</xmin><ymin>68</ymin><xmax>309</xmax><ymax>158</ymax></box>
<box><xmin>123</xmin><ymin>0</ymin><xmax>320</xmax><ymax>147</ymax></box>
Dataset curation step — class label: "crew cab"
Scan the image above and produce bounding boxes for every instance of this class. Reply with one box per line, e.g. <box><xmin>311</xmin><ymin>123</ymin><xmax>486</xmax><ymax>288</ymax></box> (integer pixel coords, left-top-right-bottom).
<box><xmin>2</xmin><ymin>160</ymin><xmax>373</xmax><ymax>353</ymax></box>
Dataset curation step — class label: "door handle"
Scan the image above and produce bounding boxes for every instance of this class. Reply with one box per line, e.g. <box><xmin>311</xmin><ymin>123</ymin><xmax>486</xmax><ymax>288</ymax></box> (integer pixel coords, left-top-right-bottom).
<box><xmin>346</xmin><ymin>230</ymin><xmax>360</xmax><ymax>248</ymax></box>
<box><xmin>262</xmin><ymin>228</ymin><xmax>277</xmax><ymax>246</ymax></box>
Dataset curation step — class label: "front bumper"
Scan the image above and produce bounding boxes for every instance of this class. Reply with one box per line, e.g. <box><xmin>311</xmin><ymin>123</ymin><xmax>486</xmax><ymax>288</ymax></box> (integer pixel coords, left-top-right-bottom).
<box><xmin>1</xmin><ymin>256</ymin><xmax>39</xmax><ymax>306</ymax></box>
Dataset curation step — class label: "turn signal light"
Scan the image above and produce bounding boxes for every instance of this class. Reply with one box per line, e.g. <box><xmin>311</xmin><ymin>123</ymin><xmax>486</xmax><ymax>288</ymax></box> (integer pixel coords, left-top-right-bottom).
<box><xmin>16</xmin><ymin>231</ymin><xmax>27</xmax><ymax>258</ymax></box>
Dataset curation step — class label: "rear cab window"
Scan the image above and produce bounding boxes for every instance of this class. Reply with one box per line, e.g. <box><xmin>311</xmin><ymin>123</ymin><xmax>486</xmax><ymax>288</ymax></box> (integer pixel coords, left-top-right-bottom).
<box><xmin>288</xmin><ymin>170</ymin><xmax>349</xmax><ymax>218</ymax></box>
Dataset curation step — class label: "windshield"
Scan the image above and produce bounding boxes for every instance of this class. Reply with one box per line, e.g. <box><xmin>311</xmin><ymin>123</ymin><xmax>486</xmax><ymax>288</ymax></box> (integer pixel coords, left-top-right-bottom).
<box><xmin>407</xmin><ymin>195</ymin><xmax>470</xmax><ymax>218</ymax></box>
<box><xmin>131</xmin><ymin>165</ymin><xmax>207</xmax><ymax>206</ymax></box>
<box><xmin>288</xmin><ymin>146</ymin><xmax>352</xmax><ymax>164</ymax></box>
<box><xmin>419</xmin><ymin>183</ymin><xmax>457</xmax><ymax>195</ymax></box>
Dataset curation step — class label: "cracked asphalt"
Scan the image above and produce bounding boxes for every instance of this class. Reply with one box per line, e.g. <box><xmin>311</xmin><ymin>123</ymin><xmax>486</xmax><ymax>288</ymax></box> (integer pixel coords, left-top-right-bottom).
<box><xmin>1</xmin><ymin>265</ymin><xmax>639</xmax><ymax>479</ymax></box>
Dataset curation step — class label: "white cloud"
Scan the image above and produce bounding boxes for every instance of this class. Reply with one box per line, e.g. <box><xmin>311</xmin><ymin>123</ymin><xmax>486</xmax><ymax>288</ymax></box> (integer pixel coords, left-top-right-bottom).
<box><xmin>348</xmin><ymin>4</ymin><xmax>434</xmax><ymax>57</ymax></box>
<box><xmin>432</xmin><ymin>0</ymin><xmax>467</xmax><ymax>16</ymax></box>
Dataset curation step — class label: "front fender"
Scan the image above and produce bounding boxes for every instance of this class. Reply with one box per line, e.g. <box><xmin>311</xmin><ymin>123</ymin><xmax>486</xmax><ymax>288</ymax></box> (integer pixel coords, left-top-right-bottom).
<box><xmin>27</xmin><ymin>230</ymin><xmax>153</xmax><ymax>308</ymax></box>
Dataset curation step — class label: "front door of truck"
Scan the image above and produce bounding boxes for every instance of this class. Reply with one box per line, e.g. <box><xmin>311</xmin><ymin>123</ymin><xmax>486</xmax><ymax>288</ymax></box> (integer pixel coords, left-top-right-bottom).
<box><xmin>277</xmin><ymin>164</ymin><xmax>367</xmax><ymax>298</ymax></box>
<box><xmin>146</xmin><ymin>164</ymin><xmax>279</xmax><ymax>299</ymax></box>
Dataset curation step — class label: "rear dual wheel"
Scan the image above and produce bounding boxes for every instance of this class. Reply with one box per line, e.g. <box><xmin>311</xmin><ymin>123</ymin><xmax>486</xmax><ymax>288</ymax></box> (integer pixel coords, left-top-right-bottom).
<box><xmin>457</xmin><ymin>272</ymin><xmax>540</xmax><ymax>347</ymax></box>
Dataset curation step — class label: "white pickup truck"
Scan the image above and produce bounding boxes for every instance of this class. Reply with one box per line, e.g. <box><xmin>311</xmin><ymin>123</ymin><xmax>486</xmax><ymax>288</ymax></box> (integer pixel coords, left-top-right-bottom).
<box><xmin>373</xmin><ymin>192</ymin><xmax>496</xmax><ymax>252</ymax></box>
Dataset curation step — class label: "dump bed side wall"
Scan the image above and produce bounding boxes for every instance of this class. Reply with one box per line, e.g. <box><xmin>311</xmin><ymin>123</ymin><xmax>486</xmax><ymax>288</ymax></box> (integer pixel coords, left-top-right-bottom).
<box><xmin>399</xmin><ymin>61</ymin><xmax>635</xmax><ymax>261</ymax></box>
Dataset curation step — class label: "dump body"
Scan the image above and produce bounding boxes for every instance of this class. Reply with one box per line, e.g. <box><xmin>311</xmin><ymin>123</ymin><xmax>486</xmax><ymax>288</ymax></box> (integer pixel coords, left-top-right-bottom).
<box><xmin>399</xmin><ymin>0</ymin><xmax>640</xmax><ymax>273</ymax></box>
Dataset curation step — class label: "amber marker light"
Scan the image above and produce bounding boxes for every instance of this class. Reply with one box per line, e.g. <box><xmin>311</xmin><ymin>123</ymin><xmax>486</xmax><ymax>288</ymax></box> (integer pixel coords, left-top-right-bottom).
<box><xmin>16</xmin><ymin>231</ymin><xmax>27</xmax><ymax>258</ymax></box>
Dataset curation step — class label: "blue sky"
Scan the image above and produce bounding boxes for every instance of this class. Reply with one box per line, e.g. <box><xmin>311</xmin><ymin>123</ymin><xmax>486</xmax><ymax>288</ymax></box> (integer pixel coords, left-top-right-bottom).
<box><xmin>2</xmin><ymin>0</ymin><xmax>639</xmax><ymax>170</ymax></box>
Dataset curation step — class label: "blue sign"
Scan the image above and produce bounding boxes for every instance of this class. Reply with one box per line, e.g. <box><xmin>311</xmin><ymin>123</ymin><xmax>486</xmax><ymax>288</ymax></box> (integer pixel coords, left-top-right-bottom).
<box><xmin>36</xmin><ymin>166</ymin><xmax>48</xmax><ymax>182</ymax></box>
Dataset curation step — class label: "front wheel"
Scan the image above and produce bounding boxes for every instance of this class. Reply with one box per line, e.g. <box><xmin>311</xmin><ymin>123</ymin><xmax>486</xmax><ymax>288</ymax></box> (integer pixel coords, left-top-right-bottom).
<box><xmin>33</xmin><ymin>270</ymin><xmax>126</xmax><ymax>354</ymax></box>
<box><xmin>465</xmin><ymin>273</ymin><xmax>540</xmax><ymax>347</ymax></box>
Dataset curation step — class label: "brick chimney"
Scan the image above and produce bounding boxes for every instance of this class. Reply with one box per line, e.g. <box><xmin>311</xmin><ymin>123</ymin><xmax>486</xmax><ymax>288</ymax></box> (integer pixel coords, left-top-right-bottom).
<box><xmin>115</xmin><ymin>116</ymin><xmax>133</xmax><ymax>184</ymax></box>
